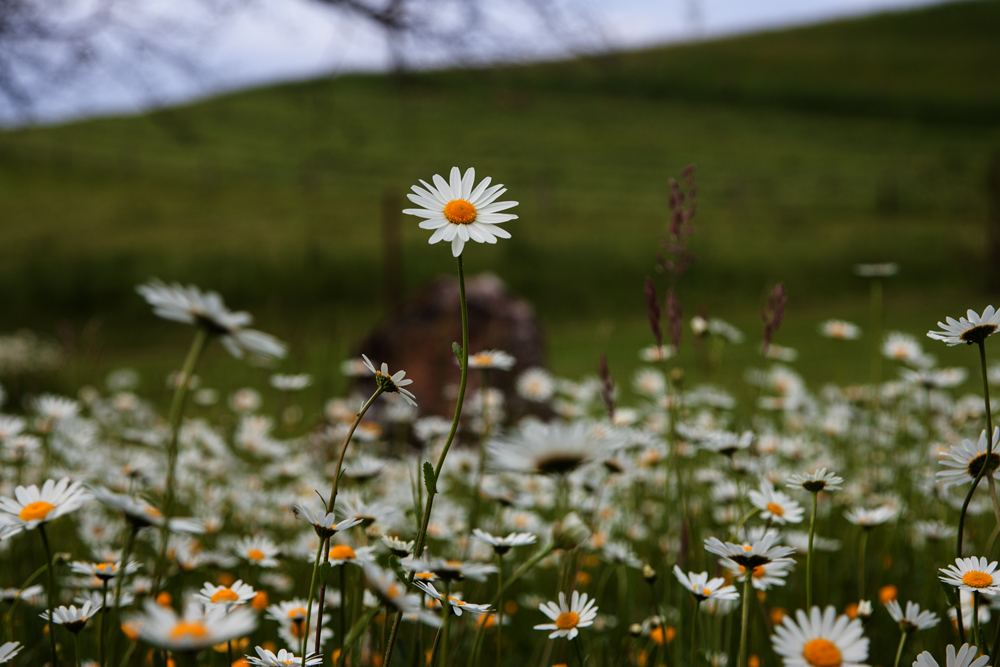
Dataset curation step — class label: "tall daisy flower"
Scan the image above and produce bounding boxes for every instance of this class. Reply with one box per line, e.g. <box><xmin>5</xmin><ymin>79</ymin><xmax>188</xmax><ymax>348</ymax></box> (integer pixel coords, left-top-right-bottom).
<box><xmin>403</xmin><ymin>167</ymin><xmax>518</xmax><ymax>257</ymax></box>
<box><xmin>415</xmin><ymin>581</ymin><xmax>491</xmax><ymax>616</ymax></box>
<box><xmin>246</xmin><ymin>647</ymin><xmax>322</xmax><ymax>666</ymax></box>
<box><xmin>748</xmin><ymin>480</ymin><xmax>804</xmax><ymax>525</ymax></box>
<box><xmin>198</xmin><ymin>580</ymin><xmax>257</xmax><ymax>608</ymax></box>
<box><xmin>788</xmin><ymin>468</ymin><xmax>842</xmax><ymax>607</ymax></box>
<box><xmin>928</xmin><ymin>307</ymin><xmax>1000</xmax><ymax>346</ymax></box>
<box><xmin>129</xmin><ymin>599</ymin><xmax>256</xmax><ymax>652</ymax></box>
<box><xmin>771</xmin><ymin>606</ymin><xmax>869</xmax><ymax>667</ymax></box>
<box><xmin>534</xmin><ymin>590</ymin><xmax>598</xmax><ymax>641</ymax></box>
<box><xmin>938</xmin><ymin>429</ymin><xmax>1000</xmax><ymax>489</ymax></box>
<box><xmin>361</xmin><ymin>355</ymin><xmax>417</xmax><ymax>406</ymax></box>
<box><xmin>472</xmin><ymin>529</ymin><xmax>537</xmax><ymax>556</ymax></box>
<box><xmin>468</xmin><ymin>350</ymin><xmax>516</xmax><ymax>371</ymax></box>
<box><xmin>913</xmin><ymin>644</ymin><xmax>990</xmax><ymax>667</ymax></box>
<box><xmin>939</xmin><ymin>557</ymin><xmax>1000</xmax><ymax>596</ymax></box>
<box><xmin>235</xmin><ymin>536</ymin><xmax>281</xmax><ymax>568</ymax></box>
<box><xmin>0</xmin><ymin>477</ymin><xmax>92</xmax><ymax>537</ymax></box>
<box><xmin>673</xmin><ymin>566</ymin><xmax>739</xmax><ymax>602</ymax></box>
<box><xmin>887</xmin><ymin>600</ymin><xmax>939</xmax><ymax>667</ymax></box>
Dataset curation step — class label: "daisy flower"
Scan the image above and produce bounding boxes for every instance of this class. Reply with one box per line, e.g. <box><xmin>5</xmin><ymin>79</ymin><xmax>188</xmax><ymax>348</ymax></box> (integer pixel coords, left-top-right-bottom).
<box><xmin>771</xmin><ymin>606</ymin><xmax>868</xmax><ymax>667</ymax></box>
<box><xmin>403</xmin><ymin>167</ymin><xmax>518</xmax><ymax>257</ymax></box>
<box><xmin>129</xmin><ymin>599</ymin><xmax>256</xmax><ymax>652</ymax></box>
<box><xmin>235</xmin><ymin>536</ymin><xmax>281</xmax><ymax>568</ymax></box>
<box><xmin>534</xmin><ymin>590</ymin><xmax>598</xmax><ymax>641</ymax></box>
<box><xmin>913</xmin><ymin>644</ymin><xmax>990</xmax><ymax>667</ymax></box>
<box><xmin>415</xmin><ymin>581</ymin><xmax>491</xmax><ymax>616</ymax></box>
<box><xmin>748</xmin><ymin>480</ymin><xmax>804</xmax><ymax>524</ymax></box>
<box><xmin>721</xmin><ymin>559</ymin><xmax>795</xmax><ymax>591</ymax></box>
<box><xmin>293</xmin><ymin>504</ymin><xmax>362</xmax><ymax>539</ymax></box>
<box><xmin>246</xmin><ymin>647</ymin><xmax>322</xmax><ymax>667</ymax></box>
<box><xmin>928</xmin><ymin>307</ymin><xmax>1000</xmax><ymax>346</ymax></box>
<box><xmin>516</xmin><ymin>368</ymin><xmax>555</xmax><ymax>402</ymax></box>
<box><xmin>381</xmin><ymin>535</ymin><xmax>414</xmax><ymax>557</ymax></box>
<box><xmin>844</xmin><ymin>506</ymin><xmax>898</xmax><ymax>529</ymax></box>
<box><xmin>69</xmin><ymin>559</ymin><xmax>141</xmax><ymax>583</ymax></box>
<box><xmin>90</xmin><ymin>487</ymin><xmax>204</xmax><ymax>533</ymax></box>
<box><xmin>472</xmin><ymin>528</ymin><xmax>537</xmax><ymax>555</ymax></box>
<box><xmin>786</xmin><ymin>469</ymin><xmax>844</xmax><ymax>493</ymax></box>
<box><xmin>673</xmin><ymin>566</ymin><xmax>740</xmax><ymax>602</ymax></box>
<box><xmin>316</xmin><ymin>543</ymin><xmax>377</xmax><ymax>567</ymax></box>
<box><xmin>363</xmin><ymin>564</ymin><xmax>441</xmax><ymax>627</ymax></box>
<box><xmin>639</xmin><ymin>345</ymin><xmax>674</xmax><ymax>362</ymax></box>
<box><xmin>198</xmin><ymin>580</ymin><xmax>256</xmax><ymax>608</ymax></box>
<box><xmin>402</xmin><ymin>557</ymin><xmax>497</xmax><ymax>582</ymax></box>
<box><xmin>883</xmin><ymin>332</ymin><xmax>925</xmax><ymax>363</ymax></box>
<box><xmin>487</xmin><ymin>420</ymin><xmax>621</xmax><ymax>475</ymax></box>
<box><xmin>361</xmin><ymin>355</ymin><xmax>417</xmax><ymax>406</ymax></box>
<box><xmin>40</xmin><ymin>601</ymin><xmax>101</xmax><ymax>633</ymax></box>
<box><xmin>468</xmin><ymin>350</ymin><xmax>516</xmax><ymax>371</ymax></box>
<box><xmin>937</xmin><ymin>429</ymin><xmax>1000</xmax><ymax>489</ymax></box>
<box><xmin>0</xmin><ymin>643</ymin><xmax>21</xmax><ymax>664</ymax></box>
<box><xmin>35</xmin><ymin>394</ymin><xmax>80</xmax><ymax>421</ymax></box>
<box><xmin>0</xmin><ymin>478</ymin><xmax>92</xmax><ymax>538</ymax></box>
<box><xmin>270</xmin><ymin>374</ymin><xmax>312</xmax><ymax>391</ymax></box>
<box><xmin>136</xmin><ymin>279</ymin><xmax>287</xmax><ymax>361</ymax></box>
<box><xmin>940</xmin><ymin>557</ymin><xmax>1000</xmax><ymax>596</ymax></box>
<box><xmin>703</xmin><ymin>532</ymin><xmax>795</xmax><ymax>570</ymax></box>
<box><xmin>819</xmin><ymin>320</ymin><xmax>862</xmax><ymax>340</ymax></box>
<box><xmin>885</xmin><ymin>600</ymin><xmax>939</xmax><ymax>633</ymax></box>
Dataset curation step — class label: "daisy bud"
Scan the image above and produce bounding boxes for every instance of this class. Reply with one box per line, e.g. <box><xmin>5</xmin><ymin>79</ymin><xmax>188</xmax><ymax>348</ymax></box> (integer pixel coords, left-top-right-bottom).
<box><xmin>642</xmin><ymin>564</ymin><xmax>657</xmax><ymax>584</ymax></box>
<box><xmin>856</xmin><ymin>600</ymin><xmax>873</xmax><ymax>621</ymax></box>
<box><xmin>552</xmin><ymin>513</ymin><xmax>591</xmax><ymax>551</ymax></box>
<box><xmin>629</xmin><ymin>623</ymin><xmax>643</xmax><ymax>637</ymax></box>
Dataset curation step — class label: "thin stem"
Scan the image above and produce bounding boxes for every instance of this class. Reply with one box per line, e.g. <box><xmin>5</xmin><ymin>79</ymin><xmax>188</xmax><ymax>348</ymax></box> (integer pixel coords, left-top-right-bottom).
<box><xmin>315</xmin><ymin>387</ymin><xmax>383</xmax><ymax>657</ymax></box>
<box><xmin>385</xmin><ymin>254</ymin><xmax>471</xmax><ymax>667</ymax></box>
<box><xmin>497</xmin><ymin>552</ymin><xmax>504</xmax><ymax>667</ymax></box>
<box><xmin>152</xmin><ymin>327</ymin><xmax>210</xmax><ymax>593</ymax></box>
<box><xmin>892</xmin><ymin>633</ymin><xmax>907</xmax><ymax>667</ymax></box>
<box><xmin>39</xmin><ymin>524</ymin><xmax>59</xmax><ymax>667</ymax></box>
<box><xmin>807</xmin><ymin>492</ymin><xmax>818</xmax><ymax>608</ymax></box>
<box><xmin>4</xmin><ymin>562</ymin><xmax>48</xmax><ymax>640</ymax></box>
<box><xmin>74</xmin><ymin>632</ymin><xmax>82</xmax><ymax>667</ymax></box>
<box><xmin>974</xmin><ymin>592</ymin><xmax>982</xmax><ymax>650</ymax></box>
<box><xmin>574</xmin><ymin>637</ymin><xmax>586</xmax><ymax>667</ymax></box>
<box><xmin>340</xmin><ymin>565</ymin><xmax>347</xmax><ymax>659</ymax></box>
<box><xmin>301</xmin><ymin>540</ymin><xmax>326</xmax><ymax>661</ymax></box>
<box><xmin>441</xmin><ymin>580</ymin><xmax>452</xmax><ymax>667</ymax></box>
<box><xmin>857</xmin><ymin>530</ymin><xmax>868</xmax><ymax>602</ymax></box>
<box><xmin>738</xmin><ymin>573</ymin><xmax>752</xmax><ymax>667</ymax></box>
<box><xmin>428</xmin><ymin>620</ymin><xmax>445</xmax><ymax>667</ymax></box>
<box><xmin>99</xmin><ymin>580</ymin><xmax>108</xmax><ymax>667</ymax></box>
<box><xmin>958</xmin><ymin>340</ymin><xmax>998</xmax><ymax>559</ymax></box>
<box><xmin>690</xmin><ymin>599</ymin><xmax>700</xmax><ymax>667</ymax></box>
<box><xmin>107</xmin><ymin>524</ymin><xmax>138</xmax><ymax>667</ymax></box>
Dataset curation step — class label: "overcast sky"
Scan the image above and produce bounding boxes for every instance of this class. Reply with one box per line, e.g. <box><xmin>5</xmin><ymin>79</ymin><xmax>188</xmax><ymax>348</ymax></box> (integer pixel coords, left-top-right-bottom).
<box><xmin>18</xmin><ymin>0</ymin><xmax>945</xmax><ymax>126</ymax></box>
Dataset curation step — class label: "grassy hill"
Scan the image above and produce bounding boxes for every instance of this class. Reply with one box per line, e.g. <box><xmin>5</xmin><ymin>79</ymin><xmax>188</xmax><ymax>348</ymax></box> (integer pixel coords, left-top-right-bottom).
<box><xmin>0</xmin><ymin>0</ymin><xmax>998</xmax><ymax>405</ymax></box>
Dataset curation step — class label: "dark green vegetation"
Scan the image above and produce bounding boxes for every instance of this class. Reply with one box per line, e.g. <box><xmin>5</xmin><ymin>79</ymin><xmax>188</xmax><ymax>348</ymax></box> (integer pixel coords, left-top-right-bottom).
<box><xmin>0</xmin><ymin>0</ymin><xmax>998</xmax><ymax>407</ymax></box>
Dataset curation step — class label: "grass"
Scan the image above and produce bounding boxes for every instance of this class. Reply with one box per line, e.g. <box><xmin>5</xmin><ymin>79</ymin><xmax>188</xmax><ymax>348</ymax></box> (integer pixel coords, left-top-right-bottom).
<box><xmin>0</xmin><ymin>0</ymin><xmax>998</xmax><ymax>407</ymax></box>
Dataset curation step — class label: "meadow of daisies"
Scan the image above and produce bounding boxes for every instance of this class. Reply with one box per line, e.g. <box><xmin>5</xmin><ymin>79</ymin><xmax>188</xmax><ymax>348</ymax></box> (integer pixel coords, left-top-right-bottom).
<box><xmin>2</xmin><ymin>165</ymin><xmax>1000</xmax><ymax>667</ymax></box>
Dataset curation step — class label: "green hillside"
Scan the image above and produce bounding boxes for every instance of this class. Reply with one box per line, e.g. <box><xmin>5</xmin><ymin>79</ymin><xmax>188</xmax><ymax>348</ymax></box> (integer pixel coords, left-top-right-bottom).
<box><xmin>0</xmin><ymin>0</ymin><xmax>998</xmax><ymax>403</ymax></box>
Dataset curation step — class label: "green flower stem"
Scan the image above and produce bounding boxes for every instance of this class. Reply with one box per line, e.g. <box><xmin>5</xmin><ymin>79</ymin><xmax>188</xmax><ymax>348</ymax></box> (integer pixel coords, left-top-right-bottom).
<box><xmin>869</xmin><ymin>278</ymin><xmax>883</xmax><ymax>389</ymax></box>
<box><xmin>468</xmin><ymin>369</ymin><xmax>491</xmax><ymax>535</ymax></box>
<box><xmin>99</xmin><ymin>580</ymin><xmax>108</xmax><ymax>667</ymax></box>
<box><xmin>301</xmin><ymin>540</ymin><xmax>326</xmax><ymax>662</ymax></box>
<box><xmin>974</xmin><ymin>593</ymin><xmax>982</xmax><ymax>650</ymax></box>
<box><xmin>385</xmin><ymin>254</ymin><xmax>471</xmax><ymax>667</ymax></box>
<box><xmin>39</xmin><ymin>523</ymin><xmax>59</xmax><ymax>667</ymax></box>
<box><xmin>152</xmin><ymin>326</ymin><xmax>209</xmax><ymax>594</ymax></box>
<box><xmin>107</xmin><ymin>524</ymin><xmax>138</xmax><ymax>667</ymax></box>
<box><xmin>4</xmin><ymin>562</ymin><xmax>48</xmax><ymax>640</ymax></box>
<box><xmin>892</xmin><ymin>632</ymin><xmax>907</xmax><ymax>667</ymax></box>
<box><xmin>74</xmin><ymin>633</ymin><xmax>82</xmax><ymax>667</ymax></box>
<box><xmin>958</xmin><ymin>340</ymin><xmax>999</xmax><ymax>559</ymax></box>
<box><xmin>468</xmin><ymin>544</ymin><xmax>557</xmax><ymax>667</ymax></box>
<box><xmin>339</xmin><ymin>565</ymin><xmax>347</xmax><ymax>660</ymax></box>
<box><xmin>857</xmin><ymin>530</ymin><xmax>868</xmax><ymax>602</ymax></box>
<box><xmin>807</xmin><ymin>492</ymin><xmax>818</xmax><ymax>608</ymax></box>
<box><xmin>738</xmin><ymin>572</ymin><xmax>752</xmax><ymax>667</ymax></box>
<box><xmin>314</xmin><ymin>387</ymin><xmax>384</xmax><ymax>657</ymax></box>
<box><xmin>690</xmin><ymin>599</ymin><xmax>700</xmax><ymax>667</ymax></box>
<box><xmin>440</xmin><ymin>580</ymin><xmax>452</xmax><ymax>667</ymax></box>
<box><xmin>497</xmin><ymin>552</ymin><xmax>504</xmax><ymax>667</ymax></box>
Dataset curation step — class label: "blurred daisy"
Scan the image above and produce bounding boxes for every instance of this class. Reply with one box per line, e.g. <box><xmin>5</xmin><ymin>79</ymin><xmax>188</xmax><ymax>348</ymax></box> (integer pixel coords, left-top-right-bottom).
<box><xmin>381</xmin><ymin>535</ymin><xmax>414</xmax><ymax>557</ymax></box>
<box><xmin>0</xmin><ymin>478</ymin><xmax>92</xmax><ymax>538</ymax></box>
<box><xmin>468</xmin><ymin>350</ymin><xmax>516</xmax><ymax>371</ymax></box>
<box><xmin>937</xmin><ymin>429</ymin><xmax>1000</xmax><ymax>489</ymax></box>
<box><xmin>883</xmin><ymin>332</ymin><xmax>925</xmax><ymax>363</ymax></box>
<box><xmin>293</xmin><ymin>504</ymin><xmax>362</xmax><ymax>539</ymax></box>
<box><xmin>639</xmin><ymin>345</ymin><xmax>674</xmax><ymax>362</ymax></box>
<box><xmin>317</xmin><ymin>543</ymin><xmax>377</xmax><ymax>567</ymax></box>
<box><xmin>854</xmin><ymin>262</ymin><xmax>898</xmax><ymax>277</ymax></box>
<box><xmin>235</xmin><ymin>536</ymin><xmax>281</xmax><ymax>568</ymax></box>
<box><xmin>91</xmin><ymin>487</ymin><xmax>204</xmax><ymax>534</ymax></box>
<box><xmin>363</xmin><ymin>564</ymin><xmax>441</xmax><ymax>627</ymax></box>
<box><xmin>516</xmin><ymin>368</ymin><xmax>555</xmax><ymax>402</ymax></box>
<box><xmin>198</xmin><ymin>580</ymin><xmax>256</xmax><ymax>608</ymax></box>
<box><xmin>130</xmin><ymin>599</ymin><xmax>256</xmax><ymax>652</ymax></box>
<box><xmin>415</xmin><ymin>581</ymin><xmax>491</xmax><ymax>616</ymax></box>
<box><xmin>748</xmin><ymin>480</ymin><xmax>804</xmax><ymax>525</ymax></box>
<box><xmin>940</xmin><ymin>557</ymin><xmax>1000</xmax><ymax>596</ymax></box>
<box><xmin>534</xmin><ymin>590</ymin><xmax>598</xmax><ymax>640</ymax></box>
<box><xmin>137</xmin><ymin>280</ymin><xmax>287</xmax><ymax>361</ymax></box>
<box><xmin>246</xmin><ymin>647</ymin><xmax>322</xmax><ymax>667</ymax></box>
<box><xmin>913</xmin><ymin>644</ymin><xmax>989</xmax><ymax>667</ymax></box>
<box><xmin>361</xmin><ymin>355</ymin><xmax>417</xmax><ymax>406</ymax></box>
<box><xmin>0</xmin><ymin>643</ymin><xmax>21</xmax><ymax>664</ymax></box>
<box><xmin>472</xmin><ymin>528</ymin><xmax>537</xmax><ymax>555</ymax></box>
<box><xmin>402</xmin><ymin>557</ymin><xmax>497</xmax><ymax>582</ymax></box>
<box><xmin>270</xmin><ymin>374</ymin><xmax>312</xmax><ymax>392</ymax></box>
<box><xmin>673</xmin><ymin>566</ymin><xmax>739</xmax><ymax>602</ymax></box>
<box><xmin>704</xmin><ymin>532</ymin><xmax>795</xmax><ymax>570</ymax></box>
<box><xmin>844</xmin><ymin>506</ymin><xmax>898</xmax><ymax>529</ymax></box>
<box><xmin>40</xmin><ymin>601</ymin><xmax>101</xmax><ymax>633</ymax></box>
<box><xmin>488</xmin><ymin>421</ymin><xmax>620</xmax><ymax>475</ymax></box>
<box><xmin>722</xmin><ymin>558</ymin><xmax>794</xmax><ymax>592</ymax></box>
<box><xmin>403</xmin><ymin>166</ymin><xmax>518</xmax><ymax>257</ymax></box>
<box><xmin>928</xmin><ymin>307</ymin><xmax>1000</xmax><ymax>346</ymax></box>
<box><xmin>819</xmin><ymin>320</ymin><xmax>861</xmax><ymax>340</ymax></box>
<box><xmin>35</xmin><ymin>394</ymin><xmax>80</xmax><ymax>421</ymax></box>
<box><xmin>786</xmin><ymin>469</ymin><xmax>843</xmax><ymax>493</ymax></box>
<box><xmin>886</xmin><ymin>600</ymin><xmax>939</xmax><ymax>633</ymax></box>
<box><xmin>771</xmin><ymin>606</ymin><xmax>868</xmax><ymax>667</ymax></box>
<box><xmin>70</xmin><ymin>559</ymin><xmax>140</xmax><ymax>583</ymax></box>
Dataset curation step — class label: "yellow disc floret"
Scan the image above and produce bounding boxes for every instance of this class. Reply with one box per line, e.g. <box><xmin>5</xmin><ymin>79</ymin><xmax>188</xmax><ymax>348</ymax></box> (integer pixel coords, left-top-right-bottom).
<box><xmin>802</xmin><ymin>638</ymin><xmax>842</xmax><ymax>667</ymax></box>
<box><xmin>963</xmin><ymin>571</ymin><xmax>994</xmax><ymax>588</ymax></box>
<box><xmin>170</xmin><ymin>620</ymin><xmax>208</xmax><ymax>640</ymax></box>
<box><xmin>555</xmin><ymin>611</ymin><xmax>579</xmax><ymax>630</ymax></box>
<box><xmin>444</xmin><ymin>200</ymin><xmax>477</xmax><ymax>224</ymax></box>
<box><xmin>19</xmin><ymin>501</ymin><xmax>55</xmax><ymax>522</ymax></box>
<box><xmin>766</xmin><ymin>503</ymin><xmax>785</xmax><ymax>516</ymax></box>
<box><xmin>211</xmin><ymin>588</ymin><xmax>240</xmax><ymax>603</ymax></box>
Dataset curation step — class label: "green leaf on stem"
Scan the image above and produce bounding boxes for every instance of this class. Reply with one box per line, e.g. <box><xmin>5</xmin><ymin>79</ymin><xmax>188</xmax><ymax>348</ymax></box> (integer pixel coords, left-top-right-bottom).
<box><xmin>423</xmin><ymin>462</ymin><xmax>437</xmax><ymax>495</ymax></box>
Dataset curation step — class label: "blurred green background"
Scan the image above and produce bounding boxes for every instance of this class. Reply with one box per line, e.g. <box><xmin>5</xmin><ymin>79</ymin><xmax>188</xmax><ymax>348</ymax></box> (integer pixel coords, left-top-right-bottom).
<box><xmin>1</xmin><ymin>0</ymin><xmax>998</xmax><ymax>410</ymax></box>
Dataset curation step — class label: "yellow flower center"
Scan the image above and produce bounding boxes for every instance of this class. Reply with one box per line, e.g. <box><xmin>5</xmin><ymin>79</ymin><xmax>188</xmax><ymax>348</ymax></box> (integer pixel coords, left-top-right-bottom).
<box><xmin>701</xmin><ymin>587</ymin><xmax>711</xmax><ymax>595</ymax></box>
<box><xmin>444</xmin><ymin>200</ymin><xmax>477</xmax><ymax>225</ymax></box>
<box><xmin>738</xmin><ymin>565</ymin><xmax>766</xmax><ymax>579</ymax></box>
<box><xmin>144</xmin><ymin>506</ymin><xmax>162</xmax><ymax>518</ymax></box>
<box><xmin>555</xmin><ymin>611</ymin><xmax>579</xmax><ymax>630</ymax></box>
<box><xmin>963</xmin><ymin>571</ymin><xmax>994</xmax><ymax>588</ymax></box>
<box><xmin>802</xmin><ymin>638</ymin><xmax>842</xmax><ymax>667</ymax></box>
<box><xmin>19</xmin><ymin>501</ymin><xmax>55</xmax><ymax>522</ymax></box>
<box><xmin>169</xmin><ymin>620</ymin><xmax>208</xmax><ymax>640</ymax></box>
<box><xmin>743</xmin><ymin>545</ymin><xmax>753</xmax><ymax>551</ymax></box>
<box><xmin>766</xmin><ymin>503</ymin><xmax>785</xmax><ymax>516</ymax></box>
<box><xmin>288</xmin><ymin>607</ymin><xmax>306</xmax><ymax>620</ymax></box>
<box><xmin>211</xmin><ymin>588</ymin><xmax>240</xmax><ymax>603</ymax></box>
<box><xmin>247</xmin><ymin>549</ymin><xmax>265</xmax><ymax>561</ymax></box>
<box><xmin>329</xmin><ymin>545</ymin><xmax>356</xmax><ymax>560</ymax></box>
<box><xmin>95</xmin><ymin>563</ymin><xmax>117</xmax><ymax>575</ymax></box>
